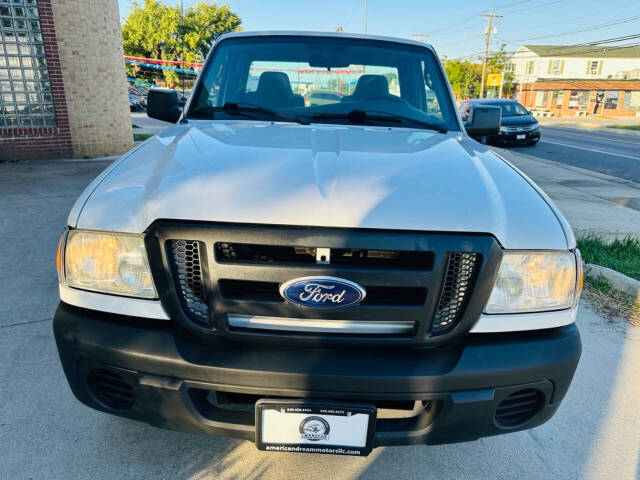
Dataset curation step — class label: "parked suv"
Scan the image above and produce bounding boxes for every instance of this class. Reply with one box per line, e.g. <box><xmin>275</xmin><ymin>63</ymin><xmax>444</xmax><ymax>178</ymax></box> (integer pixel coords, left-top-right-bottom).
<box><xmin>460</xmin><ymin>98</ymin><xmax>540</xmax><ymax>146</ymax></box>
<box><xmin>54</xmin><ymin>32</ymin><xmax>582</xmax><ymax>456</ymax></box>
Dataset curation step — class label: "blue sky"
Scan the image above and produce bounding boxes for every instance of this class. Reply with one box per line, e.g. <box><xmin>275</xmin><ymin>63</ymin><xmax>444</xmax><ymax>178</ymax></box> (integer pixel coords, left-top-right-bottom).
<box><xmin>118</xmin><ymin>0</ymin><xmax>640</xmax><ymax>59</ymax></box>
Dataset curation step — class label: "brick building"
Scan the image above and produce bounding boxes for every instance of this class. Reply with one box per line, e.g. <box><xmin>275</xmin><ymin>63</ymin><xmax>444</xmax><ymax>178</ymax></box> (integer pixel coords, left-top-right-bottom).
<box><xmin>0</xmin><ymin>0</ymin><xmax>132</xmax><ymax>160</ymax></box>
<box><xmin>516</xmin><ymin>80</ymin><xmax>640</xmax><ymax>118</ymax></box>
<box><xmin>509</xmin><ymin>45</ymin><xmax>640</xmax><ymax>118</ymax></box>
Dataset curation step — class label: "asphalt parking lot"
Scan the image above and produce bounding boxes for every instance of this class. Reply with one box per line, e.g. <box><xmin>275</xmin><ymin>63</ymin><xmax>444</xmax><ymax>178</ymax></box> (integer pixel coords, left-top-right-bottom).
<box><xmin>1</xmin><ymin>151</ymin><xmax>639</xmax><ymax>479</ymax></box>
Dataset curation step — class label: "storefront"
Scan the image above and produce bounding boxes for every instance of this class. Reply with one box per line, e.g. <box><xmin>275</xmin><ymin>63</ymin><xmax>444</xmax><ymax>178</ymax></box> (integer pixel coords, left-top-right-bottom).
<box><xmin>517</xmin><ymin>80</ymin><xmax>640</xmax><ymax>118</ymax></box>
<box><xmin>0</xmin><ymin>0</ymin><xmax>132</xmax><ymax>160</ymax></box>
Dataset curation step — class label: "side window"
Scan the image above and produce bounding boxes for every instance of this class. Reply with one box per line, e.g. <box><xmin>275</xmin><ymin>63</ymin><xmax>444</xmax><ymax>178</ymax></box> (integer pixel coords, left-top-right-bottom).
<box><xmin>526</xmin><ymin>61</ymin><xmax>535</xmax><ymax>75</ymax></box>
<box><xmin>194</xmin><ymin>50</ymin><xmax>229</xmax><ymax>109</ymax></box>
<box><xmin>422</xmin><ymin>61</ymin><xmax>444</xmax><ymax>120</ymax></box>
<box><xmin>587</xmin><ymin>60</ymin><xmax>602</xmax><ymax>76</ymax></box>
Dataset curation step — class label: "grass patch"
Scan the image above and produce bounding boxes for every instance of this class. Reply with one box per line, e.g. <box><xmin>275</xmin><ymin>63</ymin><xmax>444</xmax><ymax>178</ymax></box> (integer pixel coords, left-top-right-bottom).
<box><xmin>606</xmin><ymin>125</ymin><xmax>640</xmax><ymax>131</ymax></box>
<box><xmin>577</xmin><ymin>236</ymin><xmax>640</xmax><ymax>281</ymax></box>
<box><xmin>133</xmin><ymin>133</ymin><xmax>153</xmax><ymax>142</ymax></box>
<box><xmin>132</xmin><ymin>124</ymin><xmax>141</xmax><ymax>129</ymax></box>
<box><xmin>583</xmin><ymin>275</ymin><xmax>639</xmax><ymax>326</ymax></box>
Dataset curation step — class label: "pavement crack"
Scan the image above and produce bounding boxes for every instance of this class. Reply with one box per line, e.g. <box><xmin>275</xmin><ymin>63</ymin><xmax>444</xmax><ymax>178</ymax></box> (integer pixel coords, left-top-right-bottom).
<box><xmin>0</xmin><ymin>317</ymin><xmax>52</xmax><ymax>329</ymax></box>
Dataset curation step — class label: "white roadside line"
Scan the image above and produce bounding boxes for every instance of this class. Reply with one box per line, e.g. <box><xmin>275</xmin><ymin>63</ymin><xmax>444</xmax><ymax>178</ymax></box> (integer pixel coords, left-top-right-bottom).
<box><xmin>539</xmin><ymin>140</ymin><xmax>640</xmax><ymax>161</ymax></box>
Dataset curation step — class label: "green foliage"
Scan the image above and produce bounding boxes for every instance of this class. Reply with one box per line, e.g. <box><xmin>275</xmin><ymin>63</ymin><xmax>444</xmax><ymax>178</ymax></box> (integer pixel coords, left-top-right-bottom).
<box><xmin>577</xmin><ymin>236</ymin><xmax>640</xmax><ymax>281</ymax></box>
<box><xmin>444</xmin><ymin>59</ymin><xmax>483</xmax><ymax>99</ymax></box>
<box><xmin>444</xmin><ymin>44</ymin><xmax>514</xmax><ymax>100</ymax></box>
<box><xmin>585</xmin><ymin>274</ymin><xmax>613</xmax><ymax>293</ymax></box>
<box><xmin>133</xmin><ymin>133</ymin><xmax>154</xmax><ymax>142</ymax></box>
<box><xmin>606</xmin><ymin>125</ymin><xmax>640</xmax><ymax>131</ymax></box>
<box><xmin>122</xmin><ymin>0</ymin><xmax>241</xmax><ymax>87</ymax></box>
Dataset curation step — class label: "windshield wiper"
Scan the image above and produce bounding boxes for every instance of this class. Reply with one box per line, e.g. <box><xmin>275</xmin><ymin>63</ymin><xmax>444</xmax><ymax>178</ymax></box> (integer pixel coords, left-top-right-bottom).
<box><xmin>309</xmin><ymin>110</ymin><xmax>447</xmax><ymax>134</ymax></box>
<box><xmin>192</xmin><ymin>102</ymin><xmax>309</xmax><ymax>125</ymax></box>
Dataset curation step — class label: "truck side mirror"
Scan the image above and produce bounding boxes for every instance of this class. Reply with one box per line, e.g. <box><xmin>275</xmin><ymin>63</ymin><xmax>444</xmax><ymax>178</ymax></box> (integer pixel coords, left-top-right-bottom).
<box><xmin>147</xmin><ymin>88</ymin><xmax>182</xmax><ymax>123</ymax></box>
<box><xmin>465</xmin><ymin>106</ymin><xmax>501</xmax><ymax>137</ymax></box>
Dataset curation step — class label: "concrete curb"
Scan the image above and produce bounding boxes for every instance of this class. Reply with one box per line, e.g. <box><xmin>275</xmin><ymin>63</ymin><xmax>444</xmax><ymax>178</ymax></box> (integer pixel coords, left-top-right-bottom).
<box><xmin>585</xmin><ymin>263</ymin><xmax>640</xmax><ymax>298</ymax></box>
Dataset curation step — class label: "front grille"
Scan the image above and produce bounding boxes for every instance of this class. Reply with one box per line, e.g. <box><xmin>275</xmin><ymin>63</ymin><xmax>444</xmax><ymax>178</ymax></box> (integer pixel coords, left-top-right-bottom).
<box><xmin>431</xmin><ymin>252</ymin><xmax>479</xmax><ymax>333</ymax></box>
<box><xmin>216</xmin><ymin>242</ymin><xmax>434</xmax><ymax>270</ymax></box>
<box><xmin>88</xmin><ymin>369</ymin><xmax>134</xmax><ymax>410</ymax></box>
<box><xmin>495</xmin><ymin>389</ymin><xmax>544</xmax><ymax>427</ymax></box>
<box><xmin>170</xmin><ymin>240</ymin><xmax>208</xmax><ymax>323</ymax></box>
<box><xmin>219</xmin><ymin>279</ymin><xmax>427</xmax><ymax>306</ymax></box>
<box><xmin>501</xmin><ymin>125</ymin><xmax>537</xmax><ymax>133</ymax></box>
<box><xmin>155</xmin><ymin>223</ymin><xmax>499</xmax><ymax>345</ymax></box>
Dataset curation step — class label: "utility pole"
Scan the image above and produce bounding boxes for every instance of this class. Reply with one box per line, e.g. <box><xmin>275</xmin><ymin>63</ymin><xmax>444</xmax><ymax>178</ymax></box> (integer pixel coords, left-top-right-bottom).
<box><xmin>364</xmin><ymin>0</ymin><xmax>367</xmax><ymax>33</ymax></box>
<box><xmin>479</xmin><ymin>9</ymin><xmax>502</xmax><ymax>98</ymax></box>
<box><xmin>411</xmin><ymin>33</ymin><xmax>430</xmax><ymax>43</ymax></box>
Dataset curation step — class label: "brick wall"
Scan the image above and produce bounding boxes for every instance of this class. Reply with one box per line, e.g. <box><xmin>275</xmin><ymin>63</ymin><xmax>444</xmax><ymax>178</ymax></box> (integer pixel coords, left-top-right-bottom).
<box><xmin>517</xmin><ymin>81</ymin><xmax>640</xmax><ymax>118</ymax></box>
<box><xmin>50</xmin><ymin>0</ymin><xmax>132</xmax><ymax>157</ymax></box>
<box><xmin>0</xmin><ymin>0</ymin><xmax>73</xmax><ymax>161</ymax></box>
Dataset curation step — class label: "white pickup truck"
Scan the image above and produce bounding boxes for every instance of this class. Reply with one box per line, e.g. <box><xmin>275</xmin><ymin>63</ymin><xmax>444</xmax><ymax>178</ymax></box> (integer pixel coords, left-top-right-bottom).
<box><xmin>54</xmin><ymin>31</ymin><xmax>582</xmax><ymax>456</ymax></box>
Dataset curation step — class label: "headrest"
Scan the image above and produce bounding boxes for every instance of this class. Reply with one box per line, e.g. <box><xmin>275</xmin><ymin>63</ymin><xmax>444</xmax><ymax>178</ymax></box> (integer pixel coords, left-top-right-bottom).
<box><xmin>256</xmin><ymin>71</ymin><xmax>294</xmax><ymax>97</ymax></box>
<box><xmin>352</xmin><ymin>74</ymin><xmax>389</xmax><ymax>98</ymax></box>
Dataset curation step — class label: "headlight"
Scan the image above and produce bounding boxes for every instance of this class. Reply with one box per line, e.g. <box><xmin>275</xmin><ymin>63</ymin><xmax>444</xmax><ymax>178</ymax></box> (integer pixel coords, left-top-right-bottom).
<box><xmin>485</xmin><ymin>251</ymin><xmax>579</xmax><ymax>314</ymax></box>
<box><xmin>499</xmin><ymin>126</ymin><xmax>508</xmax><ymax>133</ymax></box>
<box><xmin>63</xmin><ymin>230</ymin><xmax>157</xmax><ymax>299</ymax></box>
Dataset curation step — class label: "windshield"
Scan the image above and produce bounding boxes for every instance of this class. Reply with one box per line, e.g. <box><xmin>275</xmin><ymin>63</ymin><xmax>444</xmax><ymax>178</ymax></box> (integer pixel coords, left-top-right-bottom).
<box><xmin>188</xmin><ymin>36</ymin><xmax>458</xmax><ymax>132</ymax></box>
<box><xmin>486</xmin><ymin>101</ymin><xmax>529</xmax><ymax>117</ymax></box>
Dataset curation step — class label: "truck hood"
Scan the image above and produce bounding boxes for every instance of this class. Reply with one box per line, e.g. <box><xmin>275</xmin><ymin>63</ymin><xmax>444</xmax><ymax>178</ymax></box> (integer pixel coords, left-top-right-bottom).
<box><xmin>73</xmin><ymin>120</ymin><xmax>569</xmax><ymax>249</ymax></box>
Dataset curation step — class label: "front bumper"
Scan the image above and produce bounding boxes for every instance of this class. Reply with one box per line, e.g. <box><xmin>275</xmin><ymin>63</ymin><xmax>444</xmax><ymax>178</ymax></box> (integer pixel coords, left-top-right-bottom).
<box><xmin>493</xmin><ymin>129</ymin><xmax>540</xmax><ymax>145</ymax></box>
<box><xmin>54</xmin><ymin>302</ymin><xmax>581</xmax><ymax>447</ymax></box>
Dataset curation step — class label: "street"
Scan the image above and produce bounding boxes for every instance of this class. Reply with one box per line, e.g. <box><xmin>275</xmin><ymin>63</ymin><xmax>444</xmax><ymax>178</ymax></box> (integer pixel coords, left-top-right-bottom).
<box><xmin>1</xmin><ymin>127</ymin><xmax>639</xmax><ymax>479</ymax></box>
<box><xmin>516</xmin><ymin>125</ymin><xmax>640</xmax><ymax>183</ymax></box>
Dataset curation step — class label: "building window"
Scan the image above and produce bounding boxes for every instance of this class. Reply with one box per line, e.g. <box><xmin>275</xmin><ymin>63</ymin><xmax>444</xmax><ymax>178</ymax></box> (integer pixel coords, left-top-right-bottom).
<box><xmin>623</xmin><ymin>91</ymin><xmax>640</xmax><ymax>110</ymax></box>
<box><xmin>586</xmin><ymin>60</ymin><xmax>602</xmax><ymax>76</ymax></box>
<box><xmin>568</xmin><ymin>90</ymin><xmax>589</xmax><ymax>110</ymax></box>
<box><xmin>526</xmin><ymin>60</ymin><xmax>535</xmax><ymax>75</ymax></box>
<box><xmin>0</xmin><ymin>0</ymin><xmax>55</xmax><ymax>128</ymax></box>
<box><xmin>603</xmin><ymin>91</ymin><xmax>619</xmax><ymax>110</ymax></box>
<box><xmin>548</xmin><ymin>60</ymin><xmax>564</xmax><ymax>75</ymax></box>
<box><xmin>535</xmin><ymin>90</ymin><xmax>549</xmax><ymax>108</ymax></box>
<box><xmin>551</xmin><ymin>90</ymin><xmax>564</xmax><ymax>108</ymax></box>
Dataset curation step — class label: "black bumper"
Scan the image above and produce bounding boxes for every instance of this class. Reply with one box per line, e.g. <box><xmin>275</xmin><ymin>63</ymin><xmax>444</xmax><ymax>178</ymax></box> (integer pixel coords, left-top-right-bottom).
<box><xmin>492</xmin><ymin>130</ymin><xmax>540</xmax><ymax>145</ymax></box>
<box><xmin>53</xmin><ymin>303</ymin><xmax>581</xmax><ymax>447</ymax></box>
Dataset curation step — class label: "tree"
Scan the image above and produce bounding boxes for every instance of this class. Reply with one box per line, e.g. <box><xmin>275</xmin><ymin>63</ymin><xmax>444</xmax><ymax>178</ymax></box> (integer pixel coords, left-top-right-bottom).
<box><xmin>444</xmin><ymin>59</ymin><xmax>483</xmax><ymax>100</ymax></box>
<box><xmin>444</xmin><ymin>44</ymin><xmax>515</xmax><ymax>100</ymax></box>
<box><xmin>487</xmin><ymin>43</ymin><xmax>514</xmax><ymax>97</ymax></box>
<box><xmin>122</xmin><ymin>0</ymin><xmax>241</xmax><ymax>87</ymax></box>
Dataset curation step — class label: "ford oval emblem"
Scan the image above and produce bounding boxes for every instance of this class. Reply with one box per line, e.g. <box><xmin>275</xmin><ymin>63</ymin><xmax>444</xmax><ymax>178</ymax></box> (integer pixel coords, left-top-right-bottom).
<box><xmin>279</xmin><ymin>276</ymin><xmax>366</xmax><ymax>309</ymax></box>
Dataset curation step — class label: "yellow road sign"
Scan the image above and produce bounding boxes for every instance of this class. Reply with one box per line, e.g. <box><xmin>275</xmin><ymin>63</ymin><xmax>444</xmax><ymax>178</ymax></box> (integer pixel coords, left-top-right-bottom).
<box><xmin>487</xmin><ymin>73</ymin><xmax>502</xmax><ymax>87</ymax></box>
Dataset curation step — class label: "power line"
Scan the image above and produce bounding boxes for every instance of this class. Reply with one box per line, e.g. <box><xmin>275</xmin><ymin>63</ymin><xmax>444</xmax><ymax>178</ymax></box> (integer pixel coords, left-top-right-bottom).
<box><xmin>492</xmin><ymin>0</ymin><xmax>533</xmax><ymax>9</ymax></box>
<box><xmin>452</xmin><ymin>32</ymin><xmax>640</xmax><ymax>61</ymax></box>
<box><xmin>575</xmin><ymin>34</ymin><xmax>640</xmax><ymax>46</ymax></box>
<box><xmin>509</xmin><ymin>14</ymin><xmax>640</xmax><ymax>42</ymax></box>
<box><xmin>500</xmin><ymin>0</ymin><xmax>564</xmax><ymax>14</ymax></box>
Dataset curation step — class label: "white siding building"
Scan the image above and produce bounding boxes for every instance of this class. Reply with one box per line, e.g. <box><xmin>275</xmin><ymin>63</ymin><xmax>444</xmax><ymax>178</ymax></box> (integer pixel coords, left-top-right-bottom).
<box><xmin>510</xmin><ymin>45</ymin><xmax>640</xmax><ymax>84</ymax></box>
<box><xmin>508</xmin><ymin>45</ymin><xmax>640</xmax><ymax>118</ymax></box>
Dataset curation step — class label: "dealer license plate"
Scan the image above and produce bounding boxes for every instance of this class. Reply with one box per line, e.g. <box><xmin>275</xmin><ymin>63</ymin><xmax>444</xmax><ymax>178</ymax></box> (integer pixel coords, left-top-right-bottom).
<box><xmin>255</xmin><ymin>399</ymin><xmax>376</xmax><ymax>456</ymax></box>
<box><xmin>517</xmin><ymin>134</ymin><xmax>526</xmax><ymax>140</ymax></box>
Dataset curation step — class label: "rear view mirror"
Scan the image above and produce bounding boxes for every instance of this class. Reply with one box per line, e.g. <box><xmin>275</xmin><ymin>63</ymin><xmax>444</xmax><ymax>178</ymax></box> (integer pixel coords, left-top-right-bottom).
<box><xmin>308</xmin><ymin>50</ymin><xmax>350</xmax><ymax>69</ymax></box>
<box><xmin>147</xmin><ymin>88</ymin><xmax>182</xmax><ymax>123</ymax></box>
<box><xmin>465</xmin><ymin>106</ymin><xmax>501</xmax><ymax>137</ymax></box>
